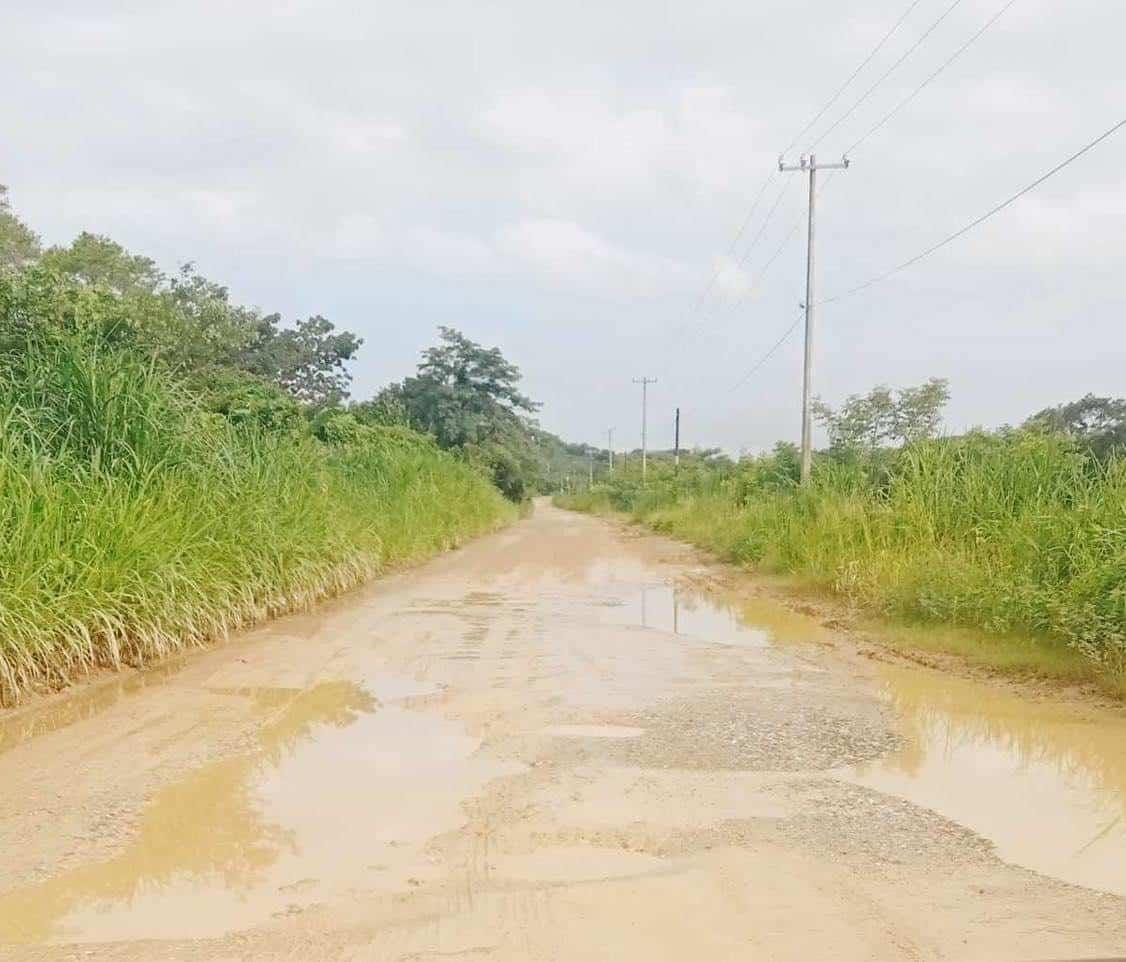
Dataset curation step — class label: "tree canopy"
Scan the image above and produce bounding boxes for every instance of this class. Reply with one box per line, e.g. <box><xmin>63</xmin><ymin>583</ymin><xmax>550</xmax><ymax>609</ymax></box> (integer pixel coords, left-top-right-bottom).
<box><xmin>814</xmin><ymin>378</ymin><xmax>950</xmax><ymax>452</ymax></box>
<box><xmin>0</xmin><ymin>198</ymin><xmax>363</xmax><ymax>408</ymax></box>
<box><xmin>369</xmin><ymin>327</ymin><xmax>542</xmax><ymax>499</ymax></box>
<box><xmin>1024</xmin><ymin>394</ymin><xmax>1126</xmax><ymax>460</ymax></box>
<box><xmin>0</xmin><ymin>185</ymin><xmax>41</xmax><ymax>274</ymax></box>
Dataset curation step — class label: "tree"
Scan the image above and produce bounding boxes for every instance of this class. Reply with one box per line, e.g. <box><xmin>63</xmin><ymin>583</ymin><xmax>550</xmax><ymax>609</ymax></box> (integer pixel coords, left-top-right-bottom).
<box><xmin>40</xmin><ymin>232</ymin><xmax>162</xmax><ymax>294</ymax></box>
<box><xmin>1024</xmin><ymin>394</ymin><xmax>1126</xmax><ymax>460</ymax></box>
<box><xmin>0</xmin><ymin>185</ymin><xmax>41</xmax><ymax>274</ymax></box>
<box><xmin>390</xmin><ymin>326</ymin><xmax>538</xmax><ymax>448</ymax></box>
<box><xmin>814</xmin><ymin>378</ymin><xmax>949</xmax><ymax>452</ymax></box>
<box><xmin>29</xmin><ymin>227</ymin><xmax>362</xmax><ymax>406</ymax></box>
<box><xmin>376</xmin><ymin>327</ymin><xmax>541</xmax><ymax>499</ymax></box>
<box><xmin>237</xmin><ymin>313</ymin><xmax>362</xmax><ymax>407</ymax></box>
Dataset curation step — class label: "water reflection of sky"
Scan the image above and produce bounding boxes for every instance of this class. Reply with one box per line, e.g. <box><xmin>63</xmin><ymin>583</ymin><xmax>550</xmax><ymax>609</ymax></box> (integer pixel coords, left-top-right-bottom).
<box><xmin>849</xmin><ymin>666</ymin><xmax>1126</xmax><ymax>896</ymax></box>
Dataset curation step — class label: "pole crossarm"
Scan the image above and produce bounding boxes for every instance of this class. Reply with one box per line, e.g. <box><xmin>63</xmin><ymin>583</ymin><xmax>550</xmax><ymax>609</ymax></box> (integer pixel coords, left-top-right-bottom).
<box><xmin>779</xmin><ymin>154</ymin><xmax>850</xmax><ymax>172</ymax></box>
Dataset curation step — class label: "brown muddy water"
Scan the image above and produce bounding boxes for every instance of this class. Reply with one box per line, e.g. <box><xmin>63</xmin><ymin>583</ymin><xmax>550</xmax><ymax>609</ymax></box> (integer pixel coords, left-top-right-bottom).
<box><xmin>0</xmin><ymin>503</ymin><xmax>1123</xmax><ymax>957</ymax></box>
<box><xmin>616</xmin><ymin>578</ymin><xmax>1126</xmax><ymax>897</ymax></box>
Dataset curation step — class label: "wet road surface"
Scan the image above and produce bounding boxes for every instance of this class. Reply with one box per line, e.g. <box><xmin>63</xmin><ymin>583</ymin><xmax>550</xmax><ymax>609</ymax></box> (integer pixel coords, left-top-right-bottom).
<box><xmin>1</xmin><ymin>502</ymin><xmax>1124</xmax><ymax>960</ymax></box>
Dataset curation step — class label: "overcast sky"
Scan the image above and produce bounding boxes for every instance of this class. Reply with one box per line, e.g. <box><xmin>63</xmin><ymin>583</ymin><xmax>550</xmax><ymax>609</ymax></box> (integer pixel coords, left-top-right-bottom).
<box><xmin>2</xmin><ymin>0</ymin><xmax>1123</xmax><ymax>453</ymax></box>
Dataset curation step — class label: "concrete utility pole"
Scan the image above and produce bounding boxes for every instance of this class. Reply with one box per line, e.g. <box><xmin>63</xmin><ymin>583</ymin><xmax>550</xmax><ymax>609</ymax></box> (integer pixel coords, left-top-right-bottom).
<box><xmin>778</xmin><ymin>152</ymin><xmax>849</xmax><ymax>484</ymax></box>
<box><xmin>674</xmin><ymin>407</ymin><xmax>681</xmax><ymax>475</ymax></box>
<box><xmin>632</xmin><ymin>377</ymin><xmax>657</xmax><ymax>483</ymax></box>
<box><xmin>607</xmin><ymin>428</ymin><xmax>615</xmax><ymax>473</ymax></box>
<box><xmin>588</xmin><ymin>449</ymin><xmax>594</xmax><ymax>488</ymax></box>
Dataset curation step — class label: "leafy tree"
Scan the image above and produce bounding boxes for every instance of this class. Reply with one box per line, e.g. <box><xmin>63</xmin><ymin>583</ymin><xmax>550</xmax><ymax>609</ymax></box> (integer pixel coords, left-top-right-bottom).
<box><xmin>377</xmin><ymin>327</ymin><xmax>541</xmax><ymax>499</ymax></box>
<box><xmin>0</xmin><ymin>185</ymin><xmax>41</xmax><ymax>274</ymax></box>
<box><xmin>1024</xmin><ymin>394</ymin><xmax>1126</xmax><ymax>460</ymax></box>
<box><xmin>814</xmin><ymin>378</ymin><xmax>949</xmax><ymax>452</ymax></box>
<box><xmin>387</xmin><ymin>326</ymin><xmax>539</xmax><ymax>448</ymax></box>
<box><xmin>26</xmin><ymin>227</ymin><xmax>362</xmax><ymax>407</ymax></box>
<box><xmin>41</xmin><ymin>232</ymin><xmax>162</xmax><ymax>294</ymax></box>
<box><xmin>187</xmin><ymin>367</ymin><xmax>303</xmax><ymax>434</ymax></box>
<box><xmin>237</xmin><ymin>313</ymin><xmax>362</xmax><ymax>407</ymax></box>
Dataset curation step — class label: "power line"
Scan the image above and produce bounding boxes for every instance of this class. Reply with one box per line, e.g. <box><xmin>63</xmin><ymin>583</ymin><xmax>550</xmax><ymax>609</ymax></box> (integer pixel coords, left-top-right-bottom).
<box><xmin>822</xmin><ymin>116</ymin><xmax>1126</xmax><ymax>305</ymax></box>
<box><xmin>725</xmin><ymin>170</ymin><xmax>841</xmax><ymax>319</ymax></box>
<box><xmin>728</xmin><ymin>312</ymin><xmax>804</xmax><ymax>393</ymax></box>
<box><xmin>661</xmin><ymin>0</ymin><xmax>937</xmax><ymax>357</ymax></box>
<box><xmin>810</xmin><ymin>0</ymin><xmax>968</xmax><ymax>152</ymax></box>
<box><xmin>784</xmin><ymin>0</ymin><xmax>928</xmax><ymax>154</ymax></box>
<box><xmin>664</xmin><ymin>174</ymin><xmax>776</xmax><ymax>343</ymax></box>
<box><xmin>662</xmin><ymin>174</ymin><xmax>798</xmax><ymax>358</ymax></box>
<box><xmin>847</xmin><ymin>0</ymin><xmax>1022</xmax><ymax>156</ymax></box>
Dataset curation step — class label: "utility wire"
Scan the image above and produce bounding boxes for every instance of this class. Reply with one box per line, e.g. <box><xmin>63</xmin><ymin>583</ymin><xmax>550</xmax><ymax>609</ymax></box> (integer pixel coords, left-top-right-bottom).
<box><xmin>723</xmin><ymin>171</ymin><xmax>842</xmax><ymax>391</ymax></box>
<box><xmin>811</xmin><ymin>0</ymin><xmax>967</xmax><ymax>151</ymax></box>
<box><xmin>847</xmin><ymin>0</ymin><xmax>1021</xmax><ymax>155</ymax></box>
<box><xmin>822</xmin><ymin>117</ymin><xmax>1126</xmax><ymax>305</ymax></box>
<box><xmin>664</xmin><ymin>174</ymin><xmax>797</xmax><ymax>353</ymax></box>
<box><xmin>728</xmin><ymin>313</ymin><xmax>804</xmax><ymax>393</ymax></box>
<box><xmin>664</xmin><ymin>174</ymin><xmax>775</xmax><ymax>343</ymax></box>
<box><xmin>784</xmin><ymin>0</ymin><xmax>928</xmax><ymax>155</ymax></box>
<box><xmin>663</xmin><ymin>0</ymin><xmax>934</xmax><ymax>356</ymax></box>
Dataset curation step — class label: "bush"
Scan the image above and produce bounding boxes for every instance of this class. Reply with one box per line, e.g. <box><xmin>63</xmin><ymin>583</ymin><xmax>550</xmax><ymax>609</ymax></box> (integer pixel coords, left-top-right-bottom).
<box><xmin>559</xmin><ymin>433</ymin><xmax>1126</xmax><ymax>677</ymax></box>
<box><xmin>0</xmin><ymin>273</ymin><xmax>514</xmax><ymax>704</ymax></box>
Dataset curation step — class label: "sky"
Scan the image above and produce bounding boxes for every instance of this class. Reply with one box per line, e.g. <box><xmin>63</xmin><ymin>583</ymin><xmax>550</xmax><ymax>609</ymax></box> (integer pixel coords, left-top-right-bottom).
<box><xmin>2</xmin><ymin>0</ymin><xmax>1123</xmax><ymax>454</ymax></box>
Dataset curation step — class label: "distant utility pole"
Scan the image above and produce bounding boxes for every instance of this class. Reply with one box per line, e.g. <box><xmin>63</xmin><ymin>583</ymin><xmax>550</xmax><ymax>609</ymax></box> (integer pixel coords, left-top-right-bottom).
<box><xmin>674</xmin><ymin>407</ymin><xmax>681</xmax><ymax>475</ymax></box>
<box><xmin>778</xmin><ymin>152</ymin><xmax>850</xmax><ymax>484</ymax></box>
<box><xmin>632</xmin><ymin>377</ymin><xmax>657</xmax><ymax>483</ymax></box>
<box><xmin>607</xmin><ymin>428</ymin><xmax>615</xmax><ymax>473</ymax></box>
<box><xmin>588</xmin><ymin>449</ymin><xmax>594</xmax><ymax>488</ymax></box>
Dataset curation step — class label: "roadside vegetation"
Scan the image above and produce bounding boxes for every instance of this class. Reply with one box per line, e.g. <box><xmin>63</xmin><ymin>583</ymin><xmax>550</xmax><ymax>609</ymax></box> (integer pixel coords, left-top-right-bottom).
<box><xmin>0</xmin><ymin>187</ymin><xmax>523</xmax><ymax>704</ymax></box>
<box><xmin>559</xmin><ymin>380</ymin><xmax>1126</xmax><ymax>689</ymax></box>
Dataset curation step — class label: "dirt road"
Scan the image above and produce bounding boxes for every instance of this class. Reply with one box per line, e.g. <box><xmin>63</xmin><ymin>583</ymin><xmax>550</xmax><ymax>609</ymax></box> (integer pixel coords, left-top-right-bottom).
<box><xmin>2</xmin><ymin>502</ymin><xmax>1125</xmax><ymax>960</ymax></box>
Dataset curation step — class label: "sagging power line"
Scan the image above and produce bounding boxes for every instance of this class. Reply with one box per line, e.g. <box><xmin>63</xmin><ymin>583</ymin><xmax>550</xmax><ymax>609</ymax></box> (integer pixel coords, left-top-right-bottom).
<box><xmin>810</xmin><ymin>0</ymin><xmax>968</xmax><ymax>151</ymax></box>
<box><xmin>822</xmin><ymin>116</ymin><xmax>1126</xmax><ymax>306</ymax></box>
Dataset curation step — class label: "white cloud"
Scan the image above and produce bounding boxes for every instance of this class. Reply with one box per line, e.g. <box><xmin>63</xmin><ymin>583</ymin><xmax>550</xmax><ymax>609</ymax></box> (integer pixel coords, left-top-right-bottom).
<box><xmin>712</xmin><ymin>254</ymin><xmax>752</xmax><ymax>299</ymax></box>
<box><xmin>2</xmin><ymin>0</ymin><xmax>1123</xmax><ymax>450</ymax></box>
<box><xmin>325</xmin><ymin>214</ymin><xmax>383</xmax><ymax>259</ymax></box>
<box><xmin>496</xmin><ymin>218</ymin><xmax>688</xmax><ymax>297</ymax></box>
<box><xmin>407</xmin><ymin>227</ymin><xmax>496</xmax><ymax>275</ymax></box>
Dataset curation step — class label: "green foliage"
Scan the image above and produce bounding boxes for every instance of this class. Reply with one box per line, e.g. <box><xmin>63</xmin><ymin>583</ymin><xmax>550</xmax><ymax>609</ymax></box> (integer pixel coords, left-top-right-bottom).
<box><xmin>236</xmin><ymin>312</ymin><xmax>362</xmax><ymax>406</ymax></box>
<box><xmin>1024</xmin><ymin>393</ymin><xmax>1126</xmax><ymax>461</ymax></box>
<box><xmin>188</xmin><ymin>368</ymin><xmax>303</xmax><ymax>434</ymax></box>
<box><xmin>560</xmin><ymin>430</ymin><xmax>1126</xmax><ymax>680</ymax></box>
<box><xmin>0</xmin><ymin>186</ymin><xmax>41</xmax><ymax>274</ymax></box>
<box><xmin>15</xmin><ymin>217</ymin><xmax>363</xmax><ymax>406</ymax></box>
<box><xmin>814</xmin><ymin>377</ymin><xmax>950</xmax><ymax>452</ymax></box>
<box><xmin>387</xmin><ymin>326</ymin><xmax>538</xmax><ymax>448</ymax></box>
<box><xmin>380</xmin><ymin>326</ymin><xmax>543</xmax><ymax>500</ymax></box>
<box><xmin>0</xmin><ymin>272</ymin><xmax>513</xmax><ymax>705</ymax></box>
<box><xmin>40</xmin><ymin>232</ymin><xmax>162</xmax><ymax>294</ymax></box>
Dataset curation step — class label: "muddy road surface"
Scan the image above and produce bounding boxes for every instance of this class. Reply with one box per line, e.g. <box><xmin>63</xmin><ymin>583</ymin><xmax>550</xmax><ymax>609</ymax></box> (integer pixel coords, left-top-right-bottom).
<box><xmin>2</xmin><ymin>502</ymin><xmax>1125</xmax><ymax>960</ymax></box>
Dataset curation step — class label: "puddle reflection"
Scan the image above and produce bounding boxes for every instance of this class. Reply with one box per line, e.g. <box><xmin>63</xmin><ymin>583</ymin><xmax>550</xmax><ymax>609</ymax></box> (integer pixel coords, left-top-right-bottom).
<box><xmin>0</xmin><ymin>680</ymin><xmax>519</xmax><ymax>944</ymax></box>
<box><xmin>850</xmin><ymin>666</ymin><xmax>1126</xmax><ymax>896</ymax></box>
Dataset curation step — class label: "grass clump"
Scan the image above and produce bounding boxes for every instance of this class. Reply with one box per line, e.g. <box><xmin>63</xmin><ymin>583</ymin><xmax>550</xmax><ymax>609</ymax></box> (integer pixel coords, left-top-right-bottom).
<box><xmin>557</xmin><ymin>433</ymin><xmax>1126</xmax><ymax>686</ymax></box>
<box><xmin>0</xmin><ymin>273</ymin><xmax>513</xmax><ymax>705</ymax></box>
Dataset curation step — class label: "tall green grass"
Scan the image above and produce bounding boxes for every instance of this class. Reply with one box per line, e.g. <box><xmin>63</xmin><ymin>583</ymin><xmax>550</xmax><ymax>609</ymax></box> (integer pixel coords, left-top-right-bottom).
<box><xmin>0</xmin><ymin>329</ymin><xmax>513</xmax><ymax>704</ymax></box>
<box><xmin>559</xmin><ymin>433</ymin><xmax>1126</xmax><ymax>680</ymax></box>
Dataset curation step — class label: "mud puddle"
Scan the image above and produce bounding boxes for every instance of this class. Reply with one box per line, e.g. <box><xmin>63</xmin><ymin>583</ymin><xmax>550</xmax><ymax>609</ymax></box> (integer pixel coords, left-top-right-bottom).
<box><xmin>848</xmin><ymin>665</ymin><xmax>1126</xmax><ymax>896</ymax></box>
<box><xmin>617</xmin><ymin>574</ymin><xmax>1126</xmax><ymax>897</ymax></box>
<box><xmin>0</xmin><ymin>678</ymin><xmax>520</xmax><ymax>944</ymax></box>
<box><xmin>0</xmin><ymin>658</ymin><xmax>189</xmax><ymax>758</ymax></box>
<box><xmin>604</xmin><ymin>580</ymin><xmax>835</xmax><ymax>650</ymax></box>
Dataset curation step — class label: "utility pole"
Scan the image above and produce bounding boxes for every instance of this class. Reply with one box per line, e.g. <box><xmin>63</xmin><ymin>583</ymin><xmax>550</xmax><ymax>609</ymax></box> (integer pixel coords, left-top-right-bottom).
<box><xmin>588</xmin><ymin>449</ymin><xmax>594</xmax><ymax>488</ymax></box>
<box><xmin>607</xmin><ymin>428</ymin><xmax>615</xmax><ymax>473</ymax></box>
<box><xmin>778</xmin><ymin>152</ymin><xmax>849</xmax><ymax>484</ymax></box>
<box><xmin>632</xmin><ymin>377</ymin><xmax>657</xmax><ymax>483</ymax></box>
<box><xmin>674</xmin><ymin>407</ymin><xmax>681</xmax><ymax>475</ymax></box>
